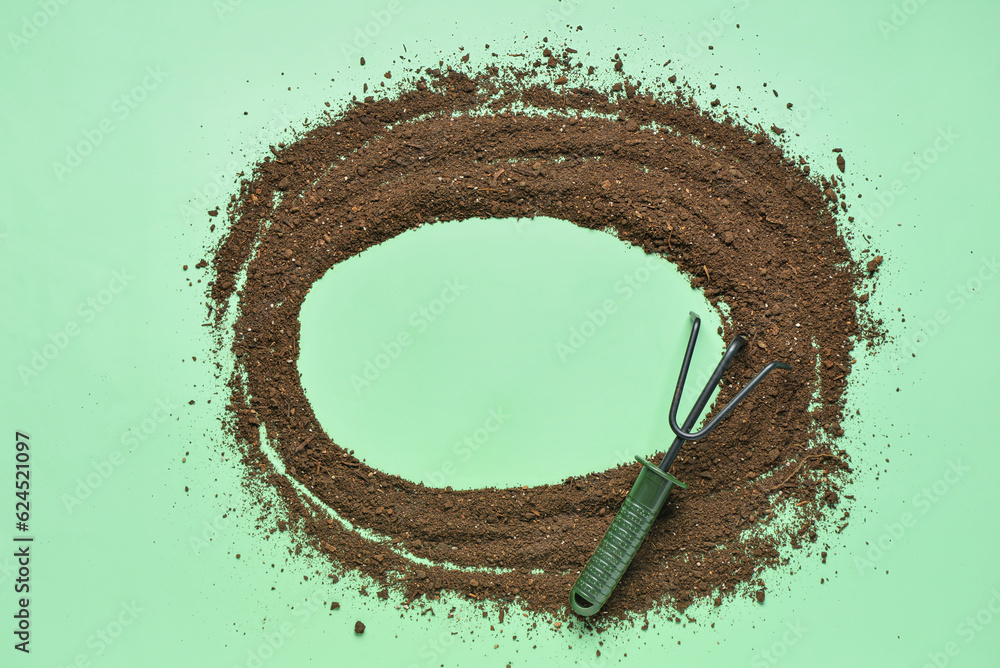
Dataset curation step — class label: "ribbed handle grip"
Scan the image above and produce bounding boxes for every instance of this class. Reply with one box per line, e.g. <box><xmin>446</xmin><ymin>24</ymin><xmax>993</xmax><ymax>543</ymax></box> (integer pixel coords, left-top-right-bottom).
<box><xmin>569</xmin><ymin>457</ymin><xmax>685</xmax><ymax>617</ymax></box>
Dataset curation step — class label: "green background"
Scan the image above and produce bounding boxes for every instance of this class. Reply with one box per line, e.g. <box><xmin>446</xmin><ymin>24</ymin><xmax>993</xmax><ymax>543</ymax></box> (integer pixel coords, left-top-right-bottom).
<box><xmin>2</xmin><ymin>0</ymin><xmax>999</xmax><ymax>666</ymax></box>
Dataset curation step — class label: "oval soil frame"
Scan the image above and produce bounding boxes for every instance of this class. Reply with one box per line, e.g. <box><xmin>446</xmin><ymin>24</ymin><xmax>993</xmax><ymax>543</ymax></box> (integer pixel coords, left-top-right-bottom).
<box><xmin>211</xmin><ymin>70</ymin><xmax>861</xmax><ymax>618</ymax></box>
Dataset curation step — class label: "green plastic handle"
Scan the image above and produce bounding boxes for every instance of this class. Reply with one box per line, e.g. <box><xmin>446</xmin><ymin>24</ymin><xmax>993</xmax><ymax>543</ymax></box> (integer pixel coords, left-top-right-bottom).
<box><xmin>569</xmin><ymin>456</ymin><xmax>686</xmax><ymax>617</ymax></box>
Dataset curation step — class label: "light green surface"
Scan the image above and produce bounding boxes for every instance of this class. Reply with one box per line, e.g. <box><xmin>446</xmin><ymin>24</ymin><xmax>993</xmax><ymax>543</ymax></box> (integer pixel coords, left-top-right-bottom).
<box><xmin>2</xmin><ymin>1</ymin><xmax>999</xmax><ymax>666</ymax></box>
<box><xmin>299</xmin><ymin>216</ymin><xmax>722</xmax><ymax>491</ymax></box>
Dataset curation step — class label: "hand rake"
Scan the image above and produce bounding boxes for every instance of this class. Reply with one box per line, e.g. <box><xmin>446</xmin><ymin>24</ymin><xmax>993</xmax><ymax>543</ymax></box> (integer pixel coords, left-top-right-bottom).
<box><xmin>568</xmin><ymin>311</ymin><xmax>792</xmax><ymax>616</ymax></box>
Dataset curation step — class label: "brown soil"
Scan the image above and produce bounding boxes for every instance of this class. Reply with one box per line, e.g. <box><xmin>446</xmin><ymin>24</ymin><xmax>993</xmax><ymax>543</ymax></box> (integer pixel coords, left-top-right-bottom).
<box><xmin>208</xmin><ymin>53</ymin><xmax>870</xmax><ymax>621</ymax></box>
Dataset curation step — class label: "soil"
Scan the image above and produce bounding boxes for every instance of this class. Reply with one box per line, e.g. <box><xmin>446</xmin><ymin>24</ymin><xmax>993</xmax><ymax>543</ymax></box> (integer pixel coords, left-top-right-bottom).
<box><xmin>207</xmin><ymin>50</ymin><xmax>874</xmax><ymax>621</ymax></box>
